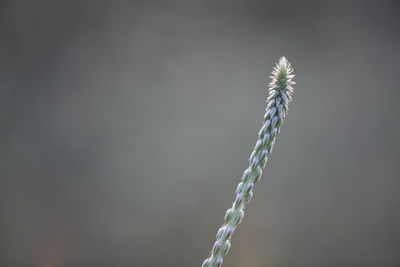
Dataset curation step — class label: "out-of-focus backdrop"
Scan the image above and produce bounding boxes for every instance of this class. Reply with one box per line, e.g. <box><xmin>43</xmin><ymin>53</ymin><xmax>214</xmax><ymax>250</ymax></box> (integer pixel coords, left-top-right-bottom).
<box><xmin>1</xmin><ymin>1</ymin><xmax>399</xmax><ymax>266</ymax></box>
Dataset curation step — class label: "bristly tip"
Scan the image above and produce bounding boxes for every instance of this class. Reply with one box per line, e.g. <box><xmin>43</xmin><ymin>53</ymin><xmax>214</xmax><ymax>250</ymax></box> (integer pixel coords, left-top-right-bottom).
<box><xmin>268</xmin><ymin>56</ymin><xmax>295</xmax><ymax>107</ymax></box>
<box><xmin>278</xmin><ymin>56</ymin><xmax>288</xmax><ymax>67</ymax></box>
<box><xmin>276</xmin><ymin>56</ymin><xmax>293</xmax><ymax>73</ymax></box>
<box><xmin>270</xmin><ymin>56</ymin><xmax>294</xmax><ymax>77</ymax></box>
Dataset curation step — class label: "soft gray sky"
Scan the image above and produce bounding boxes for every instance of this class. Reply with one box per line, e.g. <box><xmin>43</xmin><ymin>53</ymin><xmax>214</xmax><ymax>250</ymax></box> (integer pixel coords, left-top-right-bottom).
<box><xmin>1</xmin><ymin>1</ymin><xmax>399</xmax><ymax>266</ymax></box>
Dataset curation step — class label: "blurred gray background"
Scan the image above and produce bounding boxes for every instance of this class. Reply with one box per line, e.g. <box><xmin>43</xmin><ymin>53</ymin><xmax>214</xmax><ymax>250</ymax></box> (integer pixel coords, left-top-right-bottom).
<box><xmin>1</xmin><ymin>1</ymin><xmax>399</xmax><ymax>266</ymax></box>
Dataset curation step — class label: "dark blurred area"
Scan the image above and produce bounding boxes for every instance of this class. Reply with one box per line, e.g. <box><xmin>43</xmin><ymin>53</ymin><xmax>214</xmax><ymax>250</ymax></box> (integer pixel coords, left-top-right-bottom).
<box><xmin>1</xmin><ymin>1</ymin><xmax>400</xmax><ymax>266</ymax></box>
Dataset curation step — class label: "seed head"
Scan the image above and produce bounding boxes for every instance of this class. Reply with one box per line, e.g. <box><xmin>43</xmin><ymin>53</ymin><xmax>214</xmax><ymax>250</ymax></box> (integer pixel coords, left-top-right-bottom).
<box><xmin>201</xmin><ymin>57</ymin><xmax>296</xmax><ymax>267</ymax></box>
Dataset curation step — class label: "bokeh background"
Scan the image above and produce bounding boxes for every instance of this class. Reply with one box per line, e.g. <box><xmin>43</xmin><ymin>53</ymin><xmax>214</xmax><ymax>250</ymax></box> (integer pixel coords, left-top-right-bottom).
<box><xmin>1</xmin><ymin>1</ymin><xmax>399</xmax><ymax>266</ymax></box>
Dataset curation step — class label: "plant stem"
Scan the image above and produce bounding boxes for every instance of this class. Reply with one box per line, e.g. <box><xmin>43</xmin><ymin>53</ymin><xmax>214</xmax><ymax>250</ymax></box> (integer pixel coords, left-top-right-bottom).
<box><xmin>201</xmin><ymin>57</ymin><xmax>295</xmax><ymax>267</ymax></box>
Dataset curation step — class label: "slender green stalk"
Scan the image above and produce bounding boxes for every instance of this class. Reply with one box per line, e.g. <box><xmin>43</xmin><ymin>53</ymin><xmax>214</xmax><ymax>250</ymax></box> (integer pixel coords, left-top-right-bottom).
<box><xmin>201</xmin><ymin>57</ymin><xmax>296</xmax><ymax>267</ymax></box>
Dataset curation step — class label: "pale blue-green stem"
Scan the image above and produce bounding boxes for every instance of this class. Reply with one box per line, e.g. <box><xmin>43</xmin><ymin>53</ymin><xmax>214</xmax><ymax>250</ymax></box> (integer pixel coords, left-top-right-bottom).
<box><xmin>201</xmin><ymin>57</ymin><xmax>295</xmax><ymax>267</ymax></box>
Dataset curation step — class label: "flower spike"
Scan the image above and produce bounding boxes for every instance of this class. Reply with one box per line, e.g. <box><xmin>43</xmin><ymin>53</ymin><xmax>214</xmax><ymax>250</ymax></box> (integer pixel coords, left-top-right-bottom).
<box><xmin>201</xmin><ymin>57</ymin><xmax>296</xmax><ymax>267</ymax></box>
